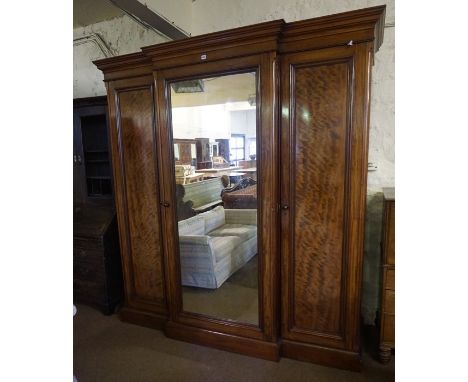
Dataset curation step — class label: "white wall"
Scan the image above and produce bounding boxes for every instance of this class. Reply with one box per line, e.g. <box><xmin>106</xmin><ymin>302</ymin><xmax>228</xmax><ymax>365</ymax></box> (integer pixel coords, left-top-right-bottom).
<box><xmin>73</xmin><ymin>14</ymin><xmax>169</xmax><ymax>98</ymax></box>
<box><xmin>192</xmin><ymin>0</ymin><xmax>394</xmax><ymax>34</ymax></box>
<box><xmin>172</xmin><ymin>104</ymin><xmax>231</xmax><ymax>139</ymax></box>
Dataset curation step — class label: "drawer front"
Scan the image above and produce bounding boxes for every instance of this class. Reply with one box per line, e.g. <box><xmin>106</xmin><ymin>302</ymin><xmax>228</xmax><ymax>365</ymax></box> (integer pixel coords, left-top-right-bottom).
<box><xmin>74</xmin><ymin>247</ymin><xmax>104</xmax><ymax>264</ymax></box>
<box><xmin>74</xmin><ymin>258</ymin><xmax>105</xmax><ymax>283</ymax></box>
<box><xmin>385</xmin><ymin>269</ymin><xmax>395</xmax><ymax>290</ymax></box>
<box><xmin>74</xmin><ymin>279</ymin><xmax>107</xmax><ymax>303</ymax></box>
<box><xmin>74</xmin><ymin>236</ymin><xmax>104</xmax><ymax>250</ymax></box>
<box><xmin>381</xmin><ymin>313</ymin><xmax>395</xmax><ymax>344</ymax></box>
<box><xmin>383</xmin><ymin>290</ymin><xmax>395</xmax><ymax>314</ymax></box>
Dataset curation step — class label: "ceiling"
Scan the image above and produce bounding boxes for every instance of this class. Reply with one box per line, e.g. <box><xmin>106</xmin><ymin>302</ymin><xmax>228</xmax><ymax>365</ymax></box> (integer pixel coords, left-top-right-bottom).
<box><xmin>171</xmin><ymin>72</ymin><xmax>257</xmax><ymax>108</ymax></box>
<box><xmin>74</xmin><ymin>0</ymin><xmax>124</xmax><ymax>28</ymax></box>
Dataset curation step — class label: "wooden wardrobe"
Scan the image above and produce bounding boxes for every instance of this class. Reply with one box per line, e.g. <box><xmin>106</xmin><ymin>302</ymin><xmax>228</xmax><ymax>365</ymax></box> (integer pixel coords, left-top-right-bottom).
<box><xmin>95</xmin><ymin>6</ymin><xmax>386</xmax><ymax>371</ymax></box>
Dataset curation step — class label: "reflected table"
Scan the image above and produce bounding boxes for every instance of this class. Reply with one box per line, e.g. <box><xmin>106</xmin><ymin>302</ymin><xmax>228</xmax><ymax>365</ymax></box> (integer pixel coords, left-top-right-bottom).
<box><xmin>233</xmin><ymin>167</ymin><xmax>257</xmax><ymax>181</ymax></box>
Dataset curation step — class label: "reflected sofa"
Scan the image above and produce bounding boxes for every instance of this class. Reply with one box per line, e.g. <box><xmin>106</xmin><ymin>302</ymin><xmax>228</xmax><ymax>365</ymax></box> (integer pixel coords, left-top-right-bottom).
<box><xmin>178</xmin><ymin>206</ymin><xmax>257</xmax><ymax>289</ymax></box>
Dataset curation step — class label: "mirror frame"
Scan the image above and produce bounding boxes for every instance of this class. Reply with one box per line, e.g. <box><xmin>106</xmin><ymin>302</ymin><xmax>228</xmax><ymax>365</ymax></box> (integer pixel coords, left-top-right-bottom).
<box><xmin>155</xmin><ymin>53</ymin><xmax>279</xmax><ymax>343</ymax></box>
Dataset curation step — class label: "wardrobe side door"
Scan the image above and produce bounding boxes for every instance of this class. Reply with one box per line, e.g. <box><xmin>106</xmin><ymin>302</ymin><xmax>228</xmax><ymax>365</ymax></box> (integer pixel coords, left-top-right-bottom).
<box><xmin>280</xmin><ymin>44</ymin><xmax>372</xmax><ymax>351</ymax></box>
<box><xmin>107</xmin><ymin>76</ymin><xmax>167</xmax><ymax>318</ymax></box>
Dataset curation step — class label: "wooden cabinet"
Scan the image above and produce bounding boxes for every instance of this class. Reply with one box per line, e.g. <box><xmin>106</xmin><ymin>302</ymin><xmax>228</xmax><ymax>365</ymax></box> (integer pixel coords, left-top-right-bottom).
<box><xmin>73</xmin><ymin>97</ymin><xmax>123</xmax><ymax>314</ymax></box>
<box><xmin>94</xmin><ymin>5</ymin><xmax>386</xmax><ymax>370</ymax></box>
<box><xmin>73</xmin><ymin>97</ymin><xmax>113</xmax><ymax>204</ymax></box>
<box><xmin>74</xmin><ymin>202</ymin><xmax>123</xmax><ymax>314</ymax></box>
<box><xmin>379</xmin><ymin>188</ymin><xmax>395</xmax><ymax>363</ymax></box>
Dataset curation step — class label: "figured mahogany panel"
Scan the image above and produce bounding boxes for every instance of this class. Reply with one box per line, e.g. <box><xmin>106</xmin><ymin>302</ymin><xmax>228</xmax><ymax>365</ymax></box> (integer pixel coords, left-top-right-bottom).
<box><xmin>291</xmin><ymin>61</ymin><xmax>350</xmax><ymax>335</ymax></box>
<box><xmin>117</xmin><ymin>88</ymin><xmax>165</xmax><ymax>304</ymax></box>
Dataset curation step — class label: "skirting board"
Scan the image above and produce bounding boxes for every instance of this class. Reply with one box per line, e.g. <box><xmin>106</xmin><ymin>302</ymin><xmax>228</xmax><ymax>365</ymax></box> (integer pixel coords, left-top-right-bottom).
<box><xmin>165</xmin><ymin>321</ymin><xmax>280</xmax><ymax>361</ymax></box>
<box><xmin>281</xmin><ymin>340</ymin><xmax>361</xmax><ymax>371</ymax></box>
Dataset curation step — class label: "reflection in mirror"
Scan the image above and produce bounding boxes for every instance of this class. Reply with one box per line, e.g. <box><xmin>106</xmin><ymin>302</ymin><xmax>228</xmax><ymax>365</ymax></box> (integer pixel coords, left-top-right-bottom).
<box><xmin>170</xmin><ymin>72</ymin><xmax>258</xmax><ymax>325</ymax></box>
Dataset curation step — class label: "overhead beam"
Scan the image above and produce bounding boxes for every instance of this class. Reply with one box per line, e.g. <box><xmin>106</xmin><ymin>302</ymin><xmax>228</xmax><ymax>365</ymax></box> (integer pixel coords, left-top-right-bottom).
<box><xmin>110</xmin><ymin>0</ymin><xmax>189</xmax><ymax>40</ymax></box>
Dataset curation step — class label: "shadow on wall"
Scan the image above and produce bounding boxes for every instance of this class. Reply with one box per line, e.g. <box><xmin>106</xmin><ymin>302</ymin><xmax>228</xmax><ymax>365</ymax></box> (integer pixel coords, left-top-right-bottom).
<box><xmin>361</xmin><ymin>192</ymin><xmax>384</xmax><ymax>325</ymax></box>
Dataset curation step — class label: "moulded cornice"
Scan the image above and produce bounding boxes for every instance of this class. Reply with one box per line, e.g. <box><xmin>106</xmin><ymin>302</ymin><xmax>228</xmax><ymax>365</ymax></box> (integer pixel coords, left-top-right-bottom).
<box><xmin>93</xmin><ymin>6</ymin><xmax>386</xmax><ymax>78</ymax></box>
<box><xmin>280</xmin><ymin>5</ymin><xmax>386</xmax><ymax>53</ymax></box>
<box><xmin>141</xmin><ymin>19</ymin><xmax>285</xmax><ymax>59</ymax></box>
<box><xmin>94</xmin><ymin>51</ymin><xmax>151</xmax><ymax>72</ymax></box>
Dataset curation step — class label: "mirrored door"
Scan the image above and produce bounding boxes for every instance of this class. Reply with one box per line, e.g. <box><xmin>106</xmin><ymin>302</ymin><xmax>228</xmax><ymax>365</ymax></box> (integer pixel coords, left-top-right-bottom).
<box><xmin>168</xmin><ymin>71</ymin><xmax>259</xmax><ymax>325</ymax></box>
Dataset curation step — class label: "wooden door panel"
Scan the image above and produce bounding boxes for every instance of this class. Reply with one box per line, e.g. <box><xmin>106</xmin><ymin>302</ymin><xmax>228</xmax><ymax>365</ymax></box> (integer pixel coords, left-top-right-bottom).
<box><xmin>292</xmin><ymin>62</ymin><xmax>349</xmax><ymax>335</ymax></box>
<box><xmin>114</xmin><ymin>85</ymin><xmax>166</xmax><ymax>308</ymax></box>
<box><xmin>280</xmin><ymin>45</ymin><xmax>371</xmax><ymax>350</ymax></box>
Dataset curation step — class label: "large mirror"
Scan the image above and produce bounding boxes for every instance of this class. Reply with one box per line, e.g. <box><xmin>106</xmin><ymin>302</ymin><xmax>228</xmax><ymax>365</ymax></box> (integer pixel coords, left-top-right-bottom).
<box><xmin>169</xmin><ymin>71</ymin><xmax>259</xmax><ymax>325</ymax></box>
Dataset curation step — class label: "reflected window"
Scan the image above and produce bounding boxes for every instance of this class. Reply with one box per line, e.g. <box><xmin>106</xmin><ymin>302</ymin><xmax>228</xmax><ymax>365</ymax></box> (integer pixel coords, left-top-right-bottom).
<box><xmin>229</xmin><ymin>134</ymin><xmax>245</xmax><ymax>164</ymax></box>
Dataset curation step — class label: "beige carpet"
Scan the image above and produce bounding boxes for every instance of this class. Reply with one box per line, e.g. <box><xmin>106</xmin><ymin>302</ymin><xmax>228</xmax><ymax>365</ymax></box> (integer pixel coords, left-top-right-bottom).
<box><xmin>182</xmin><ymin>255</ymin><xmax>258</xmax><ymax>324</ymax></box>
<box><xmin>73</xmin><ymin>304</ymin><xmax>395</xmax><ymax>382</ymax></box>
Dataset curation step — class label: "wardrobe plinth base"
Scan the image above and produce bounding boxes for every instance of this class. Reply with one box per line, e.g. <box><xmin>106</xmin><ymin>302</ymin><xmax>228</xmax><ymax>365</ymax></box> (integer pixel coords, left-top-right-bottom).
<box><xmin>119</xmin><ymin>306</ymin><xmax>168</xmax><ymax>330</ymax></box>
<box><xmin>165</xmin><ymin>321</ymin><xmax>280</xmax><ymax>361</ymax></box>
<box><xmin>281</xmin><ymin>340</ymin><xmax>361</xmax><ymax>371</ymax></box>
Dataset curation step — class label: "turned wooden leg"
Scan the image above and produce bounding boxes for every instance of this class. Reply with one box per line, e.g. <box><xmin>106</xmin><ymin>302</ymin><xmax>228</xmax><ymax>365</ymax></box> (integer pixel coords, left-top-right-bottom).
<box><xmin>379</xmin><ymin>345</ymin><xmax>392</xmax><ymax>364</ymax></box>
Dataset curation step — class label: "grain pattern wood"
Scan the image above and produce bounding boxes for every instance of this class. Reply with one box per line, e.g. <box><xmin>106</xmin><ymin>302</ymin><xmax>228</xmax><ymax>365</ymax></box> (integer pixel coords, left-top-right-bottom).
<box><xmin>106</xmin><ymin>75</ymin><xmax>168</xmax><ymax>318</ymax></box>
<box><xmin>281</xmin><ymin>340</ymin><xmax>361</xmax><ymax>371</ymax></box>
<box><xmin>292</xmin><ymin>60</ymin><xmax>349</xmax><ymax>335</ymax></box>
<box><xmin>117</xmin><ymin>88</ymin><xmax>165</xmax><ymax>303</ymax></box>
<box><xmin>280</xmin><ymin>43</ymin><xmax>374</xmax><ymax>358</ymax></box>
<box><xmin>281</xmin><ymin>46</ymin><xmax>353</xmax><ymax>349</ymax></box>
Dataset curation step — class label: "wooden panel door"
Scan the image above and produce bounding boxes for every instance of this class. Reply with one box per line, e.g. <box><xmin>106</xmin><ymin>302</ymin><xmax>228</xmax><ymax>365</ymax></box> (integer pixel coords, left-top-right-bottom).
<box><xmin>106</xmin><ymin>75</ymin><xmax>168</xmax><ymax>325</ymax></box>
<box><xmin>280</xmin><ymin>43</ymin><xmax>372</xmax><ymax>360</ymax></box>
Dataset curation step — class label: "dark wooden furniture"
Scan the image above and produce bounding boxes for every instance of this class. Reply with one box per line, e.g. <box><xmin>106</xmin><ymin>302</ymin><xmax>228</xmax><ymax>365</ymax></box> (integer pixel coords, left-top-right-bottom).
<box><xmin>196</xmin><ymin>137</ymin><xmax>211</xmax><ymax>167</ymax></box>
<box><xmin>174</xmin><ymin>139</ymin><xmax>196</xmax><ymax>165</ymax></box>
<box><xmin>73</xmin><ymin>97</ymin><xmax>123</xmax><ymax>314</ymax></box>
<box><xmin>73</xmin><ymin>202</ymin><xmax>123</xmax><ymax>314</ymax></box>
<box><xmin>222</xmin><ymin>184</ymin><xmax>257</xmax><ymax>209</ymax></box>
<box><xmin>73</xmin><ymin>97</ymin><xmax>113</xmax><ymax>204</ymax></box>
<box><xmin>378</xmin><ymin>188</ymin><xmax>395</xmax><ymax>363</ymax></box>
<box><xmin>215</xmin><ymin>139</ymin><xmax>230</xmax><ymax>162</ymax></box>
<box><xmin>95</xmin><ymin>5</ymin><xmax>385</xmax><ymax>370</ymax></box>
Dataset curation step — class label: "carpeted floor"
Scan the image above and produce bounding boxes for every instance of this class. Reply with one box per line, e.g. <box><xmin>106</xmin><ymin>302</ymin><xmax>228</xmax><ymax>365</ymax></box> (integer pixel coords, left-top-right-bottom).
<box><xmin>182</xmin><ymin>255</ymin><xmax>258</xmax><ymax>324</ymax></box>
<box><xmin>73</xmin><ymin>304</ymin><xmax>395</xmax><ymax>382</ymax></box>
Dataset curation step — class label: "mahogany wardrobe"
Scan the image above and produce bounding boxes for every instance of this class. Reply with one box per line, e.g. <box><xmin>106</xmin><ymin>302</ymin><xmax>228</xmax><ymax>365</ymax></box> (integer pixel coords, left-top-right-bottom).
<box><xmin>95</xmin><ymin>6</ymin><xmax>386</xmax><ymax>371</ymax></box>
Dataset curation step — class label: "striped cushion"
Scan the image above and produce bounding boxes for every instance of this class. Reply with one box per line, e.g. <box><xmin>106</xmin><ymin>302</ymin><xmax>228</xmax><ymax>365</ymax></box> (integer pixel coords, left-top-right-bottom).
<box><xmin>210</xmin><ymin>236</ymin><xmax>241</xmax><ymax>262</ymax></box>
<box><xmin>209</xmin><ymin>224</ymin><xmax>257</xmax><ymax>242</ymax></box>
<box><xmin>178</xmin><ymin>215</ymin><xmax>205</xmax><ymax>236</ymax></box>
<box><xmin>201</xmin><ymin>206</ymin><xmax>225</xmax><ymax>233</ymax></box>
<box><xmin>224</xmin><ymin>209</ymin><xmax>257</xmax><ymax>225</ymax></box>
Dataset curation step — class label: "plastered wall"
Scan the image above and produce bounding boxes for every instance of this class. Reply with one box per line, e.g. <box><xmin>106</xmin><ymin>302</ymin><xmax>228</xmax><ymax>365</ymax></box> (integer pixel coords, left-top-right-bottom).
<box><xmin>73</xmin><ymin>14</ymin><xmax>169</xmax><ymax>98</ymax></box>
<box><xmin>73</xmin><ymin>0</ymin><xmax>395</xmax><ymax>325</ymax></box>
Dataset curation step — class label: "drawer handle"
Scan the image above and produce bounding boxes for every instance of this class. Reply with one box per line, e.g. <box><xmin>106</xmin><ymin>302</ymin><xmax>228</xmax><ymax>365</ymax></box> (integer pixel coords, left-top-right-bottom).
<box><xmin>160</xmin><ymin>201</ymin><xmax>170</xmax><ymax>207</ymax></box>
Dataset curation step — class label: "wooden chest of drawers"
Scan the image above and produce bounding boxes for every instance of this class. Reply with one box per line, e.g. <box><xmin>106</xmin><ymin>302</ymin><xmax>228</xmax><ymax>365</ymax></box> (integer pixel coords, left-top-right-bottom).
<box><xmin>379</xmin><ymin>188</ymin><xmax>395</xmax><ymax>363</ymax></box>
<box><xmin>74</xmin><ymin>204</ymin><xmax>123</xmax><ymax>314</ymax></box>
